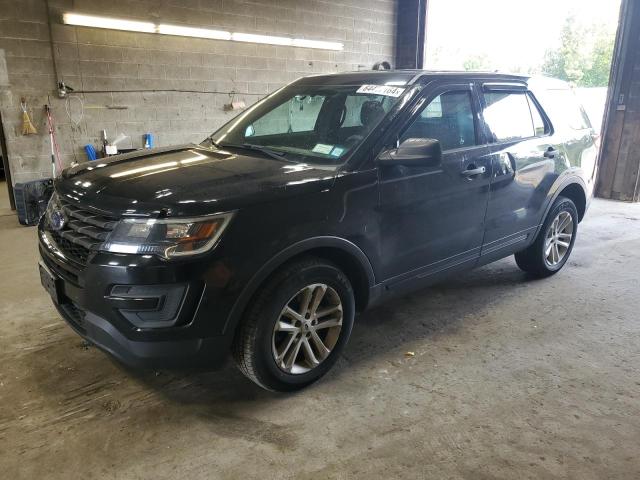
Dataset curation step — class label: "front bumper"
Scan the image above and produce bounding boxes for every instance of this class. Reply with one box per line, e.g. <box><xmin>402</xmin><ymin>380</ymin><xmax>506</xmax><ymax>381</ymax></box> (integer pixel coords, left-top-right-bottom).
<box><xmin>38</xmin><ymin>227</ymin><xmax>236</xmax><ymax>369</ymax></box>
<box><xmin>54</xmin><ymin>302</ymin><xmax>228</xmax><ymax>369</ymax></box>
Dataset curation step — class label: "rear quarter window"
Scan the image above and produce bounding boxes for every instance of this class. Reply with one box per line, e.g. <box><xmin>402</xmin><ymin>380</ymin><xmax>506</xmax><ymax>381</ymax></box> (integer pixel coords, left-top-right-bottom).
<box><xmin>533</xmin><ymin>88</ymin><xmax>591</xmax><ymax>131</ymax></box>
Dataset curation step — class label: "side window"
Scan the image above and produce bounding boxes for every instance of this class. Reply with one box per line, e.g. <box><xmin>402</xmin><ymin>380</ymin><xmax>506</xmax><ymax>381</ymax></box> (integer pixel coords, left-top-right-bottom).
<box><xmin>527</xmin><ymin>95</ymin><xmax>547</xmax><ymax>137</ymax></box>
<box><xmin>422</xmin><ymin>95</ymin><xmax>442</xmax><ymax>118</ymax></box>
<box><xmin>534</xmin><ymin>88</ymin><xmax>591</xmax><ymax>131</ymax></box>
<box><xmin>483</xmin><ymin>91</ymin><xmax>535</xmax><ymax>142</ymax></box>
<box><xmin>250</xmin><ymin>95</ymin><xmax>325</xmax><ymax>136</ymax></box>
<box><xmin>401</xmin><ymin>91</ymin><xmax>476</xmax><ymax>151</ymax></box>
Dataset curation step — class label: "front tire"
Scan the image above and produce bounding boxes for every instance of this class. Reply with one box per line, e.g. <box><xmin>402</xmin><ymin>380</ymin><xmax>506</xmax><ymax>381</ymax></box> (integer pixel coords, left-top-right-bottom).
<box><xmin>233</xmin><ymin>257</ymin><xmax>355</xmax><ymax>392</ymax></box>
<box><xmin>515</xmin><ymin>196</ymin><xmax>578</xmax><ymax>277</ymax></box>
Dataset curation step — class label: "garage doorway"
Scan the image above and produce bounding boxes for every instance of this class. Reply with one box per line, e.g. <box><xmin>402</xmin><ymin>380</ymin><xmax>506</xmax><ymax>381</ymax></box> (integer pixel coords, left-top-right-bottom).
<box><xmin>423</xmin><ymin>0</ymin><xmax>621</xmax><ymax>132</ymax></box>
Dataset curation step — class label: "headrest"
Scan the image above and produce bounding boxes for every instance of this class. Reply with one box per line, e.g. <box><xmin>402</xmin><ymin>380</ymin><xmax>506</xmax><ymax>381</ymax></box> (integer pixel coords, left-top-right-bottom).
<box><xmin>360</xmin><ymin>101</ymin><xmax>385</xmax><ymax>127</ymax></box>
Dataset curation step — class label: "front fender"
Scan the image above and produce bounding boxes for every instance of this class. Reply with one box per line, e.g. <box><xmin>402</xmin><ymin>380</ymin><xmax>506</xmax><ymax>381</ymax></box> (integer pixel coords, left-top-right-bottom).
<box><xmin>221</xmin><ymin>236</ymin><xmax>377</xmax><ymax>336</ymax></box>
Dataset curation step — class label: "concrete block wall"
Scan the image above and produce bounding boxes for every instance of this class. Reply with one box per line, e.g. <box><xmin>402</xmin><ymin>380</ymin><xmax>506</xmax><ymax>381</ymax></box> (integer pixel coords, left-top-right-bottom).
<box><xmin>0</xmin><ymin>0</ymin><xmax>396</xmax><ymax>185</ymax></box>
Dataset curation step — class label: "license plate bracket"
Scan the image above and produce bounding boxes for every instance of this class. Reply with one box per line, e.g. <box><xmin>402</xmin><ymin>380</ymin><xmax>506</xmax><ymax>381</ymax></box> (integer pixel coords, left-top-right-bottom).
<box><xmin>39</xmin><ymin>262</ymin><xmax>63</xmax><ymax>305</ymax></box>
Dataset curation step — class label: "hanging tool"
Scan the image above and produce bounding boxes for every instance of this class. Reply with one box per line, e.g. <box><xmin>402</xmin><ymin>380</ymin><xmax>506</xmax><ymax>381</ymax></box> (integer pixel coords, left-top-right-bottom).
<box><xmin>21</xmin><ymin>98</ymin><xmax>37</xmax><ymax>135</ymax></box>
<box><xmin>44</xmin><ymin>105</ymin><xmax>63</xmax><ymax>177</ymax></box>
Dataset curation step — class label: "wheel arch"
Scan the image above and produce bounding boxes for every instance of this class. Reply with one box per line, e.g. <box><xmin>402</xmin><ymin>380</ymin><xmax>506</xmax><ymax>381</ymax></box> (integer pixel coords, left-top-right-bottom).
<box><xmin>223</xmin><ymin>237</ymin><xmax>377</xmax><ymax>337</ymax></box>
<box><xmin>557</xmin><ymin>182</ymin><xmax>587</xmax><ymax>221</ymax></box>
<box><xmin>531</xmin><ymin>176</ymin><xmax>587</xmax><ymax>243</ymax></box>
<box><xmin>543</xmin><ymin>176</ymin><xmax>588</xmax><ymax>223</ymax></box>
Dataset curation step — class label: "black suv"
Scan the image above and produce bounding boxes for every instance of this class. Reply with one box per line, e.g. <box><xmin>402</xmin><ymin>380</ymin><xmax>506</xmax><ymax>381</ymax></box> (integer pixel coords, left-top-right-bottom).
<box><xmin>39</xmin><ymin>71</ymin><xmax>598</xmax><ymax>391</ymax></box>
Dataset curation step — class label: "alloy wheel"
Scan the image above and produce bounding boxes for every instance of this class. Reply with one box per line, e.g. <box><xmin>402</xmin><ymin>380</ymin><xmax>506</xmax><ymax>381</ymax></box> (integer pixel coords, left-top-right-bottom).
<box><xmin>272</xmin><ymin>283</ymin><xmax>343</xmax><ymax>374</ymax></box>
<box><xmin>544</xmin><ymin>211</ymin><xmax>574</xmax><ymax>267</ymax></box>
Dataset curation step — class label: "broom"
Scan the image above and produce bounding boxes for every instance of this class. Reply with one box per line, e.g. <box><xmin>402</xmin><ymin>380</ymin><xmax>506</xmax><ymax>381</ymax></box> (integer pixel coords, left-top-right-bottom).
<box><xmin>21</xmin><ymin>98</ymin><xmax>37</xmax><ymax>135</ymax></box>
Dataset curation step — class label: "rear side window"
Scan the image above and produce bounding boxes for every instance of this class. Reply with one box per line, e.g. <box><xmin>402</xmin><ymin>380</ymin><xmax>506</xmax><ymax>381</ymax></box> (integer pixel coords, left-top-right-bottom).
<box><xmin>401</xmin><ymin>91</ymin><xmax>476</xmax><ymax>151</ymax></box>
<box><xmin>483</xmin><ymin>92</ymin><xmax>535</xmax><ymax>142</ymax></box>
<box><xmin>534</xmin><ymin>88</ymin><xmax>591</xmax><ymax>131</ymax></box>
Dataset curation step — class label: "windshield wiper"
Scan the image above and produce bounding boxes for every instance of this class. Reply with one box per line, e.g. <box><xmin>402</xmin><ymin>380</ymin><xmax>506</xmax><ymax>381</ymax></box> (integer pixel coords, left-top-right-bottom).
<box><xmin>205</xmin><ymin>135</ymin><xmax>223</xmax><ymax>149</ymax></box>
<box><xmin>219</xmin><ymin>143</ymin><xmax>288</xmax><ymax>161</ymax></box>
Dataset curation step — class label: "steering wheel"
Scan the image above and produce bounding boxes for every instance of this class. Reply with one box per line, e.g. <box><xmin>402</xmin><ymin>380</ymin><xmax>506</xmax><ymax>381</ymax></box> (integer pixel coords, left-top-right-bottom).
<box><xmin>345</xmin><ymin>134</ymin><xmax>364</xmax><ymax>146</ymax></box>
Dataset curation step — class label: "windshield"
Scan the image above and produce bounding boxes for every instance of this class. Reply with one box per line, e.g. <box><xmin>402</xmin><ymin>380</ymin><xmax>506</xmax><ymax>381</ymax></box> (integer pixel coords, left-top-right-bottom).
<box><xmin>204</xmin><ymin>83</ymin><xmax>406</xmax><ymax>164</ymax></box>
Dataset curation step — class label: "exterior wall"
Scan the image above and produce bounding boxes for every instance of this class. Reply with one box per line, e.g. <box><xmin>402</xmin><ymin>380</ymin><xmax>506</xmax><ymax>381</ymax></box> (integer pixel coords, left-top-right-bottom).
<box><xmin>596</xmin><ymin>0</ymin><xmax>640</xmax><ymax>202</ymax></box>
<box><xmin>0</xmin><ymin>0</ymin><xmax>396</xmax><ymax>185</ymax></box>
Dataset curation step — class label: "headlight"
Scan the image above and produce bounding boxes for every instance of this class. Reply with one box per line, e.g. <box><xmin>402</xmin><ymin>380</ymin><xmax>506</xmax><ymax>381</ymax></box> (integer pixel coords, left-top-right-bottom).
<box><xmin>44</xmin><ymin>192</ymin><xmax>65</xmax><ymax>229</ymax></box>
<box><xmin>44</xmin><ymin>192</ymin><xmax>55</xmax><ymax>220</ymax></box>
<box><xmin>102</xmin><ymin>213</ymin><xmax>234</xmax><ymax>259</ymax></box>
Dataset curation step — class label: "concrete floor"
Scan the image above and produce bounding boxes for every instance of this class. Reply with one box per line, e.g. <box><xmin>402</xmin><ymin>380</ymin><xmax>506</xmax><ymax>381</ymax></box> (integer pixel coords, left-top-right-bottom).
<box><xmin>0</xmin><ymin>181</ymin><xmax>12</xmax><ymax>216</ymax></box>
<box><xmin>1</xmin><ymin>196</ymin><xmax>639</xmax><ymax>479</ymax></box>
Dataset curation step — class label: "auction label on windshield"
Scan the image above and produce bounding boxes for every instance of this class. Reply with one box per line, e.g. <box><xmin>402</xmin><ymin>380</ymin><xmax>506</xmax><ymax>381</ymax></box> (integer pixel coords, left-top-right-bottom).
<box><xmin>356</xmin><ymin>85</ymin><xmax>405</xmax><ymax>97</ymax></box>
<box><xmin>312</xmin><ymin>143</ymin><xmax>334</xmax><ymax>154</ymax></box>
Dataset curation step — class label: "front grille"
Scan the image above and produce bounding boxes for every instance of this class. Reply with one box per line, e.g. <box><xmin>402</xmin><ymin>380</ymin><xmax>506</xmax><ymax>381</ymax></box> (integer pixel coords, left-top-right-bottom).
<box><xmin>50</xmin><ymin>231</ymin><xmax>92</xmax><ymax>264</ymax></box>
<box><xmin>41</xmin><ymin>249</ymin><xmax>79</xmax><ymax>285</ymax></box>
<box><xmin>47</xmin><ymin>198</ymin><xmax>119</xmax><ymax>267</ymax></box>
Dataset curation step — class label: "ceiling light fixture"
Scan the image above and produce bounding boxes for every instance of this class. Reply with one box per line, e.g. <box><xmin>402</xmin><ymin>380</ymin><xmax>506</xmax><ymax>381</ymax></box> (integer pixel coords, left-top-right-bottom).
<box><xmin>292</xmin><ymin>38</ymin><xmax>343</xmax><ymax>50</ymax></box>
<box><xmin>62</xmin><ymin>13</ymin><xmax>343</xmax><ymax>51</ymax></box>
<box><xmin>231</xmin><ymin>32</ymin><xmax>293</xmax><ymax>46</ymax></box>
<box><xmin>62</xmin><ymin>13</ymin><xmax>155</xmax><ymax>33</ymax></box>
<box><xmin>157</xmin><ymin>24</ymin><xmax>231</xmax><ymax>40</ymax></box>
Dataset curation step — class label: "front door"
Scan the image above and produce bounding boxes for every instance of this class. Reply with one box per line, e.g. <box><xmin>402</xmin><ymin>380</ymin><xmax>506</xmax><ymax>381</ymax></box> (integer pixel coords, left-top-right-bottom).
<box><xmin>378</xmin><ymin>84</ymin><xmax>493</xmax><ymax>283</ymax></box>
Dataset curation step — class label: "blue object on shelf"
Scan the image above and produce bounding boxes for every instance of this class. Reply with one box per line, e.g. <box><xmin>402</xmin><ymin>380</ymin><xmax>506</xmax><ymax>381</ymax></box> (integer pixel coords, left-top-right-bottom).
<box><xmin>84</xmin><ymin>144</ymin><xmax>97</xmax><ymax>161</ymax></box>
<box><xmin>144</xmin><ymin>133</ymin><xmax>153</xmax><ymax>149</ymax></box>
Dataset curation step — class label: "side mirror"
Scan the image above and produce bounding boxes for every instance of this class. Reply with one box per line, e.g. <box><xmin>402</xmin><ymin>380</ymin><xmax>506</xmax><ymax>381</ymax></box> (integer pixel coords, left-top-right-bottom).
<box><xmin>376</xmin><ymin>138</ymin><xmax>442</xmax><ymax>167</ymax></box>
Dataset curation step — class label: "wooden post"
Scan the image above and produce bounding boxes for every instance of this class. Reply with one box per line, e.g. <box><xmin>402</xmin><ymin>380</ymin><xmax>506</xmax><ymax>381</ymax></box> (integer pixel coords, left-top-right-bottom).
<box><xmin>596</xmin><ymin>0</ymin><xmax>640</xmax><ymax>202</ymax></box>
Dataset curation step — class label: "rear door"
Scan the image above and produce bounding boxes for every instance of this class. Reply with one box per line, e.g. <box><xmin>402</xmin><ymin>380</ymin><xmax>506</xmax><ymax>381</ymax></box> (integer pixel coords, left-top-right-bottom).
<box><xmin>378</xmin><ymin>82</ymin><xmax>493</xmax><ymax>283</ymax></box>
<box><xmin>479</xmin><ymin>83</ymin><xmax>562</xmax><ymax>261</ymax></box>
<box><xmin>532</xmin><ymin>85</ymin><xmax>599</xmax><ymax>195</ymax></box>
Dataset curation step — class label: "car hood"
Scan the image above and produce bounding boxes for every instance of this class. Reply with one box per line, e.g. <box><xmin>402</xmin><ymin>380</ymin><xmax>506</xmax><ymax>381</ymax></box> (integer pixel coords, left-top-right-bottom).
<box><xmin>57</xmin><ymin>144</ymin><xmax>338</xmax><ymax>216</ymax></box>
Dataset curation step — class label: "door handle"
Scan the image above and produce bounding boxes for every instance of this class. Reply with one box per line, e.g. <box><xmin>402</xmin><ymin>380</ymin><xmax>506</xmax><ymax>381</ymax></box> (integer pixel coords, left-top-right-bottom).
<box><xmin>461</xmin><ymin>165</ymin><xmax>486</xmax><ymax>177</ymax></box>
<box><xmin>543</xmin><ymin>147</ymin><xmax>559</xmax><ymax>159</ymax></box>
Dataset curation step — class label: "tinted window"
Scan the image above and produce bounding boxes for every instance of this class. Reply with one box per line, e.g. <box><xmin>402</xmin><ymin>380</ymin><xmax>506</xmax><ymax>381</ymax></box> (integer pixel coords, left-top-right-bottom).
<box><xmin>528</xmin><ymin>96</ymin><xmax>546</xmax><ymax>136</ymax></box>
<box><xmin>534</xmin><ymin>88</ymin><xmax>591</xmax><ymax>131</ymax></box>
<box><xmin>483</xmin><ymin>92</ymin><xmax>535</xmax><ymax>141</ymax></box>
<box><xmin>401</xmin><ymin>91</ymin><xmax>476</xmax><ymax>150</ymax></box>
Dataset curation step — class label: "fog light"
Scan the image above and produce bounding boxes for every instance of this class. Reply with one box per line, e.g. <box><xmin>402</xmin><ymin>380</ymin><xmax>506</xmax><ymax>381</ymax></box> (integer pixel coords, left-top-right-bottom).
<box><xmin>106</xmin><ymin>284</ymin><xmax>187</xmax><ymax>328</ymax></box>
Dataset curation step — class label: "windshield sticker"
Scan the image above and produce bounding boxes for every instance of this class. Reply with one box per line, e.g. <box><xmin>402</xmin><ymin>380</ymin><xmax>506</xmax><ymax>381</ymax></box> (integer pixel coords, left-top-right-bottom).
<box><xmin>330</xmin><ymin>146</ymin><xmax>345</xmax><ymax>157</ymax></box>
<box><xmin>356</xmin><ymin>84</ymin><xmax>405</xmax><ymax>97</ymax></box>
<box><xmin>312</xmin><ymin>143</ymin><xmax>334</xmax><ymax>155</ymax></box>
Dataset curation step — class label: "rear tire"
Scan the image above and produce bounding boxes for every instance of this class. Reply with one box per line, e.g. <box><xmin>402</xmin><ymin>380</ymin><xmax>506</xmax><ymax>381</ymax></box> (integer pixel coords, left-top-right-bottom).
<box><xmin>233</xmin><ymin>257</ymin><xmax>355</xmax><ymax>392</ymax></box>
<box><xmin>515</xmin><ymin>196</ymin><xmax>578</xmax><ymax>278</ymax></box>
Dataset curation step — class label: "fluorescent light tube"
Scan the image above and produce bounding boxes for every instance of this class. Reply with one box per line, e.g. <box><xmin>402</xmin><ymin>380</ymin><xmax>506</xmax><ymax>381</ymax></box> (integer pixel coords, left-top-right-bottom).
<box><xmin>62</xmin><ymin>13</ymin><xmax>155</xmax><ymax>33</ymax></box>
<box><xmin>292</xmin><ymin>38</ymin><xmax>343</xmax><ymax>51</ymax></box>
<box><xmin>158</xmin><ymin>24</ymin><xmax>231</xmax><ymax>40</ymax></box>
<box><xmin>62</xmin><ymin>12</ymin><xmax>344</xmax><ymax>51</ymax></box>
<box><xmin>231</xmin><ymin>32</ymin><xmax>293</xmax><ymax>46</ymax></box>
